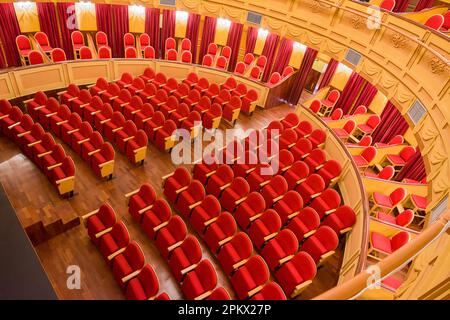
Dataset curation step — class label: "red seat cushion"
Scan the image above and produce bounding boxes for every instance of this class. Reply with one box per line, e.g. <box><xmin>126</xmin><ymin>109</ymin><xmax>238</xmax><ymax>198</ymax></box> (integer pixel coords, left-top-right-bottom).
<box><xmin>376</xmin><ymin>212</ymin><xmax>396</xmax><ymax>224</ymax></box>
<box><xmin>411</xmin><ymin>195</ymin><xmax>427</xmax><ymax>209</ymax></box>
<box><xmin>386</xmin><ymin>154</ymin><xmax>406</xmax><ymax>165</ymax></box>
<box><xmin>352</xmin><ymin>155</ymin><xmax>368</xmax><ymax>167</ymax></box>
<box><xmin>371</xmin><ymin>232</ymin><xmax>392</xmax><ymax>253</ymax></box>
<box><xmin>373</xmin><ymin>192</ymin><xmax>392</xmax><ymax>207</ymax></box>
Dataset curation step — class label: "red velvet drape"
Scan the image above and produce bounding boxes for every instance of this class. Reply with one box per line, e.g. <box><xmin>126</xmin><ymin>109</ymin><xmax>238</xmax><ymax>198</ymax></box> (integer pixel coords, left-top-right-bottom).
<box><xmin>393</xmin><ymin>0</ymin><xmax>410</xmax><ymax>12</ymax></box>
<box><xmin>287</xmin><ymin>47</ymin><xmax>318</xmax><ymax>105</ymax></box>
<box><xmin>0</xmin><ymin>3</ymin><xmax>21</xmax><ymax>67</ymax></box>
<box><xmin>162</xmin><ymin>10</ymin><xmax>175</xmax><ymax>56</ymax></box>
<box><xmin>414</xmin><ymin>0</ymin><xmax>434</xmax><ymax>11</ymax></box>
<box><xmin>352</xmin><ymin>82</ymin><xmax>378</xmax><ymax>113</ymax></box>
<box><xmin>261</xmin><ymin>33</ymin><xmax>280</xmax><ymax>82</ymax></box>
<box><xmin>198</xmin><ymin>16</ymin><xmax>216</xmax><ymax>64</ymax></box>
<box><xmin>336</xmin><ymin>72</ymin><xmax>367</xmax><ymax>114</ymax></box>
<box><xmin>318</xmin><ymin>58</ymin><xmax>338</xmax><ymax>90</ymax></box>
<box><xmin>226</xmin><ymin>22</ymin><xmax>243</xmax><ymax>71</ymax></box>
<box><xmin>371</xmin><ymin>101</ymin><xmax>409</xmax><ymax>143</ymax></box>
<box><xmin>186</xmin><ymin>13</ymin><xmax>201</xmax><ymax>63</ymax></box>
<box><xmin>145</xmin><ymin>7</ymin><xmax>160</xmax><ymax>58</ymax></box>
<box><xmin>271</xmin><ymin>38</ymin><xmax>293</xmax><ymax>75</ymax></box>
<box><xmin>56</xmin><ymin>2</ymin><xmax>76</xmax><ymax>60</ymax></box>
<box><xmin>245</xmin><ymin>26</ymin><xmax>258</xmax><ymax>54</ymax></box>
<box><xmin>37</xmin><ymin>3</ymin><xmax>60</xmax><ymax>48</ymax></box>
<box><xmin>111</xmin><ymin>5</ymin><xmax>128</xmax><ymax>58</ymax></box>
<box><xmin>396</xmin><ymin>148</ymin><xmax>426</xmax><ymax>182</ymax></box>
<box><xmin>96</xmin><ymin>4</ymin><xmax>113</xmax><ymax>46</ymax></box>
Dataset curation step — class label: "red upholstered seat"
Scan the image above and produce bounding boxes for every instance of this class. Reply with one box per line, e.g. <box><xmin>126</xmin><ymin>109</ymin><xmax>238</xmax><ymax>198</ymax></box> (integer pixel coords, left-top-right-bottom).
<box><xmin>281</xmin><ymin>112</ymin><xmax>300</xmax><ymax>129</ymax></box>
<box><xmin>124</xmin><ymin>32</ymin><xmax>135</xmax><ymax>49</ymax></box>
<box><xmin>190</xmin><ymin>195</ymin><xmax>221</xmax><ymax>235</ymax></box>
<box><xmin>357</xmin><ymin>115</ymin><xmax>381</xmax><ymax>134</ymax></box>
<box><xmin>141</xmin><ymin>198</ymin><xmax>172</xmax><ymax>239</ymax></box>
<box><xmin>168</xmin><ymin>236</ymin><xmax>202</xmax><ymax>282</ymax></box>
<box><xmin>154</xmin><ymin>119</ymin><xmax>176</xmax><ymax>151</ymax></box>
<box><xmin>234</xmin><ymin>62</ymin><xmax>246</xmax><ymax>75</ymax></box>
<box><xmin>51</xmin><ymin>48</ymin><xmax>66</xmax><ymax>62</ymax></box>
<box><xmin>41</xmin><ymin>144</ymin><xmax>66</xmax><ymax>178</ymax></box>
<box><xmin>333</xmin><ymin>119</ymin><xmax>356</xmax><ymax>140</ymax></box>
<box><xmin>231</xmin><ymin>255</ymin><xmax>270</xmax><ymax>300</ymax></box>
<box><xmin>165</xmin><ymin>37</ymin><xmax>176</xmax><ymax>55</ymax></box>
<box><xmin>352</xmin><ymin>146</ymin><xmax>377</xmax><ymax>169</ymax></box>
<box><xmin>222</xmin><ymin>46</ymin><xmax>232</xmax><ymax>59</ymax></box>
<box><xmin>93</xmin><ymin>103</ymin><xmax>113</xmax><ymax>134</ymax></box>
<box><xmin>139</xmin><ymin>83</ymin><xmax>157</xmax><ymax>102</ymax></box>
<box><xmin>410</xmin><ymin>194</ymin><xmax>427</xmax><ymax>210</ymax></box>
<box><xmin>101</xmin><ymin>83</ymin><xmax>121</xmax><ymax>104</ymax></box>
<box><xmin>127</xmin><ymin>183</ymin><xmax>157</xmax><ymax>223</ymax></box>
<box><xmin>98</xmin><ymin>46</ymin><xmax>111</xmax><ymax>59</ymax></box>
<box><xmin>317</xmin><ymin>160</ymin><xmax>342</xmax><ymax>186</ymax></box>
<box><xmin>234</xmin><ymin>192</ymin><xmax>266</xmax><ymax>230</ymax></box>
<box><xmin>193</xmin><ymin>96</ymin><xmax>212</xmax><ymax>115</ymax></box>
<box><xmin>2</xmin><ymin>107</ymin><xmax>24</xmax><ymax>139</ymax></box>
<box><xmin>243</xmin><ymin>52</ymin><xmax>254</xmax><ymax>65</ymax></box>
<box><xmin>217</xmin><ymin>232</ymin><xmax>253</xmax><ymax>276</ymax></box>
<box><xmin>206</xmin><ymin>287</ymin><xmax>231</xmax><ymax>300</ymax></box>
<box><xmin>102</xmin><ymin>112</ymin><xmax>125</xmax><ymax>143</ymax></box>
<box><xmin>249</xmin><ymin>66</ymin><xmax>261</xmax><ymax>80</ymax></box>
<box><xmin>125</xmin><ymin>47</ymin><xmax>138</xmax><ymax>59</ymax></box>
<box><xmin>89</xmin><ymin>77</ymin><xmax>109</xmax><ymax>96</ymax></box>
<box><xmin>215</xmin><ymin>56</ymin><xmax>227</xmax><ymax>70</ymax></box>
<box><xmin>152</xmin><ymin>72</ymin><xmax>167</xmax><ymax>88</ymax></box>
<box><xmin>282</xmin><ymin>66</ymin><xmax>294</xmax><ymax>78</ymax></box>
<box><xmin>202</xmin><ymin>54</ymin><xmax>214</xmax><ymax>67</ymax></box>
<box><xmin>86</xmin><ymin>203</ymin><xmax>117</xmax><ymax>247</ymax></box>
<box><xmin>372</xmin><ymin>187</ymin><xmax>407</xmax><ymax>212</ymax></box>
<box><xmin>98</xmin><ymin>221</ymin><xmax>130</xmax><ymax>262</ymax></box>
<box><xmin>308</xmin><ymin>129</ymin><xmax>326</xmax><ymax>148</ymax></box>
<box><xmin>323</xmin><ymin>108</ymin><xmax>343</xmax><ymax>121</ymax></box>
<box><xmin>321</xmin><ymin>89</ymin><xmax>340</xmax><ymax>108</ymax></box>
<box><xmin>71</xmin><ymin>31</ymin><xmax>84</xmax><ymax>50</ymax></box>
<box><xmin>222</xmin><ymin>95</ymin><xmax>242</xmax><ymax>124</ymax></box>
<box><xmin>286</xmin><ymin>207</ymin><xmax>320</xmax><ymax>243</ymax></box>
<box><xmin>203</xmin><ymin>212</ymin><xmax>237</xmax><ymax>254</ymax></box>
<box><xmin>219</xmin><ymin>177</ymin><xmax>250</xmax><ymax>213</ymax></box>
<box><xmin>32</xmin><ymin>133</ymin><xmax>56</xmax><ymax>168</ymax></box>
<box><xmin>193</xmin><ymin>77</ymin><xmax>210</xmax><ymax>93</ymax></box>
<box><xmin>163</xmin><ymin>166</ymin><xmax>191</xmax><ymax>204</ymax></box>
<box><xmin>181</xmin><ymin>260</ymin><xmax>217</xmax><ymax>300</ymax></box>
<box><xmin>155</xmin><ymin>216</ymin><xmax>187</xmax><ymax>259</ymax></box>
<box><xmin>300</xmin><ymin>226</ymin><xmax>339</xmax><ymax>263</ymax></box>
<box><xmin>166</xmin><ymin>49</ymin><xmax>178</xmax><ymax>61</ymax></box>
<box><xmin>295</xmin><ymin>121</ymin><xmax>313</xmax><ymax>139</ymax></box>
<box><xmin>80</xmin><ymin>131</ymin><xmax>103</xmax><ymax>162</ymax></box>
<box><xmin>117</xmin><ymin>73</ymin><xmax>134</xmax><ymax>89</ymax></box>
<box><xmin>248</xmin><ymin>209</ymin><xmax>282</xmax><ymax>250</ymax></box>
<box><xmin>60</xmin><ymin>112</ymin><xmax>82</xmax><ymax>145</ymax></box>
<box><xmin>16</xmin><ymin>35</ymin><xmax>32</xmax><ymax>57</ymax></box>
<box><xmin>70</xmin><ymin>121</ymin><xmax>93</xmax><ymax>154</ymax></box>
<box><xmin>261</xmin><ymin>175</ymin><xmax>288</xmax><ymax>208</ymax></box>
<box><xmin>309</xmin><ymin>188</ymin><xmax>341</xmax><ymax>219</ymax></box>
<box><xmin>279</xmin><ymin>128</ymin><xmax>298</xmax><ymax>150</ymax></box>
<box><xmin>90</xmin><ymin>142</ymin><xmax>114</xmax><ymax>178</ymax></box>
<box><xmin>304</xmin><ymin>148</ymin><xmax>326</xmax><ymax>173</ymax></box>
<box><xmin>370</xmin><ymin>231</ymin><xmax>410</xmax><ymax>255</ymax></box>
<box><xmin>275</xmin><ymin>251</ymin><xmax>316</xmax><ymax>297</ymax></box>
<box><xmin>207</xmin><ymin>43</ymin><xmax>218</xmax><ymax>56</ymax></box>
<box><xmin>143</xmin><ymin>46</ymin><xmax>155</xmax><ymax>59</ymax></box>
<box><xmin>28</xmin><ymin>50</ymin><xmax>44</xmax><ymax>65</ymax></box>
<box><xmin>176</xmin><ymin>180</ymin><xmax>206</xmax><ymax>218</ymax></box>
<box><xmin>181</xmin><ymin>50</ymin><xmax>192</xmax><ymax>63</ymax></box>
<box><xmin>126</xmin><ymin>264</ymin><xmax>168</xmax><ymax>300</ymax></box>
<box><xmin>95</xmin><ymin>31</ymin><xmax>109</xmax><ymax>49</ymax></box>
<box><xmin>206</xmin><ymin>165</ymin><xmax>234</xmax><ymax>198</ymax></box>
<box><xmin>139</xmin><ymin>67</ymin><xmax>156</xmax><ymax>83</ymax></box>
<box><xmin>380</xmin><ymin>0</ymin><xmax>395</xmax><ymax>11</ymax></box>
<box><xmin>424</xmin><ymin>14</ymin><xmax>444</xmax><ymax>30</ymax></box>
<box><xmin>222</xmin><ymin>77</ymin><xmax>237</xmax><ymax>91</ymax></box>
<box><xmin>79</xmin><ymin>46</ymin><xmax>92</xmax><ymax>60</ymax></box>
<box><xmin>273</xmin><ymin>191</ymin><xmax>304</xmax><ymax>225</ymax></box>
<box><xmin>261</xmin><ymin>229</ymin><xmax>298</xmax><ymax>271</ymax></box>
<box><xmin>112</xmin><ymin>241</ymin><xmax>145</xmax><ymax>290</ymax></box>
<box><xmin>160</xmin><ymin>96</ymin><xmax>179</xmax><ymax>119</ymax></box>
<box><xmin>376</xmin><ymin>209</ymin><xmax>413</xmax><ymax>227</ymax></box>
<box><xmin>268</xmin><ymin>72</ymin><xmax>281</xmax><ymax>86</ymax></box>
<box><xmin>183</xmin><ymin>72</ymin><xmax>198</xmax><ymax>88</ymax></box>
<box><xmin>203</xmin><ymin>103</ymin><xmax>222</xmax><ymax>129</ymax></box>
<box><xmin>322</xmin><ymin>205</ymin><xmax>357</xmax><ymax>236</ymax></box>
<box><xmin>251</xmin><ymin>282</ymin><xmax>287</xmax><ymax>300</ymax></box>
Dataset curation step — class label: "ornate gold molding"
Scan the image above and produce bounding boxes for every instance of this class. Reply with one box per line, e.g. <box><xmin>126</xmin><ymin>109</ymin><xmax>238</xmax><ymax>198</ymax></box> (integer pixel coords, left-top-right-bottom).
<box><xmin>350</xmin><ymin>15</ymin><xmax>364</xmax><ymax>29</ymax></box>
<box><xmin>430</xmin><ymin>57</ymin><xmax>448</xmax><ymax>75</ymax></box>
<box><xmin>392</xmin><ymin>32</ymin><xmax>407</xmax><ymax>49</ymax></box>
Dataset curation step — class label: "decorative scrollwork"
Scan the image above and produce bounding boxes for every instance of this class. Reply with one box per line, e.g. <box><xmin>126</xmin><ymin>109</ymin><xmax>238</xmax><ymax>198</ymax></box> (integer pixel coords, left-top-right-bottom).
<box><xmin>351</xmin><ymin>15</ymin><xmax>364</xmax><ymax>29</ymax></box>
<box><xmin>309</xmin><ymin>0</ymin><xmax>321</xmax><ymax>13</ymax></box>
<box><xmin>392</xmin><ymin>33</ymin><xmax>407</xmax><ymax>48</ymax></box>
<box><xmin>429</xmin><ymin>57</ymin><xmax>448</xmax><ymax>75</ymax></box>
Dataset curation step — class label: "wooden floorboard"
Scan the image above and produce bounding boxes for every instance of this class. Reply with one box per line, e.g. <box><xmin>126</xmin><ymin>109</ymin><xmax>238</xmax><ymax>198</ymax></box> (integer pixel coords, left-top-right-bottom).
<box><xmin>2</xmin><ymin>98</ymin><xmax>342</xmax><ymax>300</ymax></box>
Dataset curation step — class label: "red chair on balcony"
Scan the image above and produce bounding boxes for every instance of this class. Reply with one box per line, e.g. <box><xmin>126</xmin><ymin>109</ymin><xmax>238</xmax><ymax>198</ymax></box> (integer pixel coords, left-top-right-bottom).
<box><xmin>243</xmin><ymin>52</ymin><xmax>254</xmax><ymax>66</ymax></box>
<box><xmin>256</xmin><ymin>55</ymin><xmax>267</xmax><ymax>72</ymax></box>
<box><xmin>97</xmin><ymin>46</ymin><xmax>111</xmax><ymax>59</ymax></box>
<box><xmin>332</xmin><ymin>119</ymin><xmax>356</xmax><ymax>142</ymax></box>
<box><xmin>381</xmin><ymin>146</ymin><xmax>416</xmax><ymax>173</ymax></box>
<box><xmin>275</xmin><ymin>251</ymin><xmax>316</xmax><ymax>298</ymax></box>
<box><xmin>168</xmin><ymin>236</ymin><xmax>202</xmax><ymax>282</ymax></box>
<box><xmin>380</xmin><ymin>0</ymin><xmax>395</xmax><ymax>11</ymax></box>
<box><xmin>28</xmin><ymin>50</ymin><xmax>44</xmax><ymax>65</ymax></box>
<box><xmin>16</xmin><ymin>35</ymin><xmax>32</xmax><ymax>65</ymax></box>
<box><xmin>364</xmin><ymin>165</ymin><xmax>395</xmax><ymax>180</ymax></box>
<box><xmin>95</xmin><ymin>31</ymin><xmax>109</xmax><ymax>49</ymax></box>
<box><xmin>125</xmin><ymin>46</ymin><xmax>138</xmax><ymax>59</ymax></box>
<box><xmin>71</xmin><ymin>31</ymin><xmax>84</xmax><ymax>58</ymax></box>
<box><xmin>424</xmin><ymin>14</ymin><xmax>444</xmax><ymax>30</ymax></box>
<box><xmin>352</xmin><ymin>146</ymin><xmax>377</xmax><ymax>171</ymax></box>
<box><xmin>180</xmin><ymin>38</ymin><xmax>191</xmax><ymax>52</ymax></box>
<box><xmin>51</xmin><ymin>48</ymin><xmax>66</xmax><ymax>62</ymax></box>
<box><xmin>166</xmin><ymin>49</ymin><xmax>178</xmax><ymax>61</ymax></box>
<box><xmin>301</xmin><ymin>226</ymin><xmax>339</xmax><ymax>264</ymax></box>
<box><xmin>139</xmin><ymin>33</ymin><xmax>150</xmax><ymax>54</ymax></box>
<box><xmin>375</xmin><ymin>209</ymin><xmax>414</xmax><ymax>228</ymax></box>
<box><xmin>165</xmin><ymin>37</ymin><xmax>176</xmax><ymax>58</ymax></box>
<box><xmin>323</xmin><ymin>108</ymin><xmax>343</xmax><ymax>121</ymax></box>
<box><xmin>370</xmin><ymin>187</ymin><xmax>407</xmax><ymax>215</ymax></box>
<box><xmin>286</xmin><ymin>207</ymin><xmax>320</xmax><ymax>243</ymax></box>
<box><xmin>123</xmin><ymin>32</ymin><xmax>135</xmax><ymax>49</ymax></box>
<box><xmin>319</xmin><ymin>89</ymin><xmax>340</xmax><ymax>116</ymax></box>
<box><xmin>142</xmin><ymin>45</ymin><xmax>155</xmax><ymax>59</ymax></box>
<box><xmin>282</xmin><ymin>66</ymin><xmax>294</xmax><ymax>78</ymax></box>
<box><xmin>79</xmin><ymin>46</ymin><xmax>92</xmax><ymax>60</ymax></box>
<box><xmin>217</xmin><ymin>232</ymin><xmax>253</xmax><ymax>276</ymax></box>
<box><xmin>231</xmin><ymin>255</ymin><xmax>270</xmax><ymax>300</ymax></box>
<box><xmin>353</xmin><ymin>115</ymin><xmax>381</xmax><ymax>140</ymax></box>
<box><xmin>215</xmin><ymin>56</ymin><xmax>227</xmax><ymax>70</ymax></box>
<box><xmin>141</xmin><ymin>198</ymin><xmax>172</xmax><ymax>239</ymax></box>
<box><xmin>181</xmin><ymin>50</ymin><xmax>192</xmax><ymax>63</ymax></box>
<box><xmin>202</xmin><ymin>54</ymin><xmax>214</xmax><ymax>67</ymax></box>
<box><xmin>234</xmin><ymin>62</ymin><xmax>246</xmax><ymax>75</ymax></box>
<box><xmin>268</xmin><ymin>72</ymin><xmax>281</xmax><ymax>86</ymax></box>
<box><xmin>249</xmin><ymin>66</ymin><xmax>262</xmax><ymax>80</ymax></box>
<box><xmin>181</xmin><ymin>260</ymin><xmax>217</xmax><ymax>300</ymax></box>
<box><xmin>369</xmin><ymin>231</ymin><xmax>410</xmax><ymax>261</ymax></box>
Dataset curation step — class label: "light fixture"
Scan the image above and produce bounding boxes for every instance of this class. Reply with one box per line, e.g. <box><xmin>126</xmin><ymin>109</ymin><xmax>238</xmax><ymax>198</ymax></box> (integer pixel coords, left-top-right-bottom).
<box><xmin>176</xmin><ymin>10</ymin><xmax>189</xmax><ymax>22</ymax></box>
<box><xmin>77</xmin><ymin>1</ymin><xmax>94</xmax><ymax>10</ymax></box>
<box><xmin>258</xmin><ymin>28</ymin><xmax>269</xmax><ymax>38</ymax></box>
<box><xmin>129</xmin><ymin>5</ymin><xmax>145</xmax><ymax>17</ymax></box>
<box><xmin>293</xmin><ymin>41</ymin><xmax>306</xmax><ymax>52</ymax></box>
<box><xmin>15</xmin><ymin>1</ymin><xmax>34</xmax><ymax>10</ymax></box>
<box><xmin>337</xmin><ymin>62</ymin><xmax>352</xmax><ymax>74</ymax></box>
<box><xmin>217</xmin><ymin>18</ymin><xmax>231</xmax><ymax>28</ymax></box>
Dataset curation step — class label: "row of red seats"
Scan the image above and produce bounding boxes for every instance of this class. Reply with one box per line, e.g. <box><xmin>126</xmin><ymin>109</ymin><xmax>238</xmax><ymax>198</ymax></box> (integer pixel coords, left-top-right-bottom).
<box><xmin>0</xmin><ymin>100</ymin><xmax>75</xmax><ymax>196</ymax></box>
<box><xmin>81</xmin><ymin>203</ymin><xmax>170</xmax><ymax>300</ymax></box>
<box><xmin>201</xmin><ymin>43</ymin><xmax>233</xmax><ymax>71</ymax></box>
<box><xmin>29</xmin><ymin>89</ymin><xmax>149</xmax><ymax>165</ymax></box>
<box><xmin>124</xmin><ymin>183</ymin><xmax>231</xmax><ymax>300</ymax></box>
<box><xmin>24</xmin><ymin>95</ymin><xmax>115</xmax><ymax>179</ymax></box>
<box><xmin>162</xmin><ymin>169</ymin><xmax>288</xmax><ymax>300</ymax></box>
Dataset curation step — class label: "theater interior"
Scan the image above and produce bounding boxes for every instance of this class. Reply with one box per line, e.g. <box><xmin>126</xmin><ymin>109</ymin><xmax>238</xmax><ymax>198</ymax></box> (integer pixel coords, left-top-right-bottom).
<box><xmin>0</xmin><ymin>0</ymin><xmax>448</xmax><ymax>301</ymax></box>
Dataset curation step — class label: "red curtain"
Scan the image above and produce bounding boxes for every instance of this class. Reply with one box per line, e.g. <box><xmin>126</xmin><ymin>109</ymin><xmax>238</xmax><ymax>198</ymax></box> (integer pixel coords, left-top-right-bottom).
<box><xmin>0</xmin><ymin>3</ymin><xmax>21</xmax><ymax>67</ymax></box>
<box><xmin>162</xmin><ymin>10</ymin><xmax>175</xmax><ymax>55</ymax></box>
<box><xmin>198</xmin><ymin>16</ymin><xmax>216</xmax><ymax>64</ymax></box>
<box><xmin>396</xmin><ymin>148</ymin><xmax>426</xmax><ymax>182</ymax></box>
<box><xmin>336</xmin><ymin>72</ymin><xmax>367</xmax><ymax>114</ymax></box>
<box><xmin>110</xmin><ymin>5</ymin><xmax>128</xmax><ymax>58</ymax></box>
<box><xmin>186</xmin><ymin>13</ymin><xmax>201</xmax><ymax>63</ymax></box>
<box><xmin>96</xmin><ymin>4</ymin><xmax>113</xmax><ymax>45</ymax></box>
<box><xmin>414</xmin><ymin>0</ymin><xmax>434</xmax><ymax>11</ymax></box>
<box><xmin>271</xmin><ymin>38</ymin><xmax>293</xmax><ymax>75</ymax></box>
<box><xmin>56</xmin><ymin>2</ymin><xmax>76</xmax><ymax>60</ymax></box>
<box><xmin>371</xmin><ymin>101</ymin><xmax>409</xmax><ymax>143</ymax></box>
<box><xmin>318</xmin><ymin>58</ymin><xmax>338</xmax><ymax>90</ymax></box>
<box><xmin>37</xmin><ymin>3</ymin><xmax>60</xmax><ymax>48</ymax></box>
<box><xmin>261</xmin><ymin>33</ymin><xmax>280</xmax><ymax>82</ymax></box>
<box><xmin>145</xmin><ymin>7</ymin><xmax>160</xmax><ymax>58</ymax></box>
<box><xmin>245</xmin><ymin>26</ymin><xmax>258</xmax><ymax>54</ymax></box>
<box><xmin>226</xmin><ymin>22</ymin><xmax>243</xmax><ymax>71</ymax></box>
<box><xmin>393</xmin><ymin>0</ymin><xmax>410</xmax><ymax>12</ymax></box>
<box><xmin>352</xmin><ymin>82</ymin><xmax>378</xmax><ymax>113</ymax></box>
<box><xmin>287</xmin><ymin>47</ymin><xmax>318</xmax><ymax>105</ymax></box>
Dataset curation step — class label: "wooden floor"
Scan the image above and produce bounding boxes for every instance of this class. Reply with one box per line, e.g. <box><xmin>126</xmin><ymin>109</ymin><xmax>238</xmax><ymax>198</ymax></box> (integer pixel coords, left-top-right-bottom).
<box><xmin>1</xmin><ymin>98</ymin><xmax>342</xmax><ymax>300</ymax></box>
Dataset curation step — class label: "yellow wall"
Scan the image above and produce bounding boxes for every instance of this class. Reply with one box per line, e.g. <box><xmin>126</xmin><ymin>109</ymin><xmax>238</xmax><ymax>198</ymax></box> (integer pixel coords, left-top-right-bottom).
<box><xmin>368</xmin><ymin>91</ymin><xmax>388</xmax><ymax>114</ymax></box>
<box><xmin>253</xmin><ymin>28</ymin><xmax>268</xmax><ymax>55</ymax></box>
<box><xmin>214</xmin><ymin>18</ymin><xmax>231</xmax><ymax>46</ymax></box>
<box><xmin>329</xmin><ymin>63</ymin><xmax>352</xmax><ymax>91</ymax></box>
<box><xmin>175</xmin><ymin>10</ymin><xmax>188</xmax><ymax>38</ymax></box>
<box><xmin>128</xmin><ymin>5</ymin><xmax>146</xmax><ymax>34</ymax></box>
<box><xmin>289</xmin><ymin>42</ymin><xmax>306</xmax><ymax>68</ymax></box>
<box><xmin>75</xmin><ymin>2</ymin><xmax>97</xmax><ymax>32</ymax></box>
<box><xmin>14</xmin><ymin>1</ymin><xmax>40</xmax><ymax>33</ymax></box>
